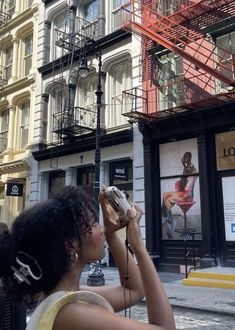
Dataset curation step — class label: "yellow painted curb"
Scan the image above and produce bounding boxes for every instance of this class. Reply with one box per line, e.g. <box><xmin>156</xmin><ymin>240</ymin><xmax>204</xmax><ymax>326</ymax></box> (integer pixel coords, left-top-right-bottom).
<box><xmin>188</xmin><ymin>272</ymin><xmax>235</xmax><ymax>281</ymax></box>
<box><xmin>182</xmin><ymin>278</ymin><xmax>235</xmax><ymax>289</ymax></box>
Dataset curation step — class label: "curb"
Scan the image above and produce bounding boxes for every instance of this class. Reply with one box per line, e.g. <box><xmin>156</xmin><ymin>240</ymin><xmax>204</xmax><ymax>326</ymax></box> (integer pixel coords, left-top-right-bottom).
<box><xmin>170</xmin><ymin>303</ymin><xmax>235</xmax><ymax>317</ymax></box>
<box><xmin>137</xmin><ymin>299</ymin><xmax>235</xmax><ymax>317</ymax></box>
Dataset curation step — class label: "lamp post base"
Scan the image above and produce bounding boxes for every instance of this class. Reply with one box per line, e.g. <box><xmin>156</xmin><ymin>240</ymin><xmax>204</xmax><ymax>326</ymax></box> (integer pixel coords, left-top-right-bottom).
<box><xmin>87</xmin><ymin>261</ymin><xmax>105</xmax><ymax>286</ymax></box>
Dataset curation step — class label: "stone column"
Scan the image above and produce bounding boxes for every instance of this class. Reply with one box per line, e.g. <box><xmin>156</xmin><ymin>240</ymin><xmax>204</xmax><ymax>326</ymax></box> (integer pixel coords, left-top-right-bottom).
<box><xmin>44</xmin><ymin>20</ymin><xmax>51</xmax><ymax>64</ymax></box>
<box><xmin>9</xmin><ymin>37</ymin><xmax>19</xmax><ymax>83</ymax></box>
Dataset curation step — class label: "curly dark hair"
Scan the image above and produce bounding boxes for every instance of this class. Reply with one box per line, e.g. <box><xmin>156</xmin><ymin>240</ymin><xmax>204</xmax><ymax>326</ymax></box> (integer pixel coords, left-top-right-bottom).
<box><xmin>0</xmin><ymin>185</ymin><xmax>97</xmax><ymax>301</ymax></box>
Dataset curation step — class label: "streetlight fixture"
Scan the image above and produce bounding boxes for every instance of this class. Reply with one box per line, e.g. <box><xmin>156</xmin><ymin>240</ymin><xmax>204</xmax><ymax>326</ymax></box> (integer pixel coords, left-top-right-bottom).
<box><xmin>78</xmin><ymin>38</ymin><xmax>105</xmax><ymax>286</ymax></box>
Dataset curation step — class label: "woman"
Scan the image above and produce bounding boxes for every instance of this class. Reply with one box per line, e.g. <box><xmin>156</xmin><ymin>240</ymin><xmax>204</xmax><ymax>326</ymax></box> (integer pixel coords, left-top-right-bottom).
<box><xmin>162</xmin><ymin>152</ymin><xmax>197</xmax><ymax>238</ymax></box>
<box><xmin>0</xmin><ymin>185</ymin><xmax>175</xmax><ymax>330</ymax></box>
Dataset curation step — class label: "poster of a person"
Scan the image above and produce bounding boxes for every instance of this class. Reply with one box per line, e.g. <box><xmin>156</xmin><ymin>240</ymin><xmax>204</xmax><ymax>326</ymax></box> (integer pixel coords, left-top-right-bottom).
<box><xmin>160</xmin><ymin>139</ymin><xmax>201</xmax><ymax>239</ymax></box>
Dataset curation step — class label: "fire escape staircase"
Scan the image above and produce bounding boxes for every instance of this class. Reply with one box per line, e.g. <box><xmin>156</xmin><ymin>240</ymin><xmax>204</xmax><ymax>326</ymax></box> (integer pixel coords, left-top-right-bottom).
<box><xmin>121</xmin><ymin>0</ymin><xmax>235</xmax><ymax>122</ymax></box>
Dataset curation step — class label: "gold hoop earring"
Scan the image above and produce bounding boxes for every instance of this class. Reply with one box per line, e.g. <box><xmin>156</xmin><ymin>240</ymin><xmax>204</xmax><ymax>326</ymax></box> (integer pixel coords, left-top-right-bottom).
<box><xmin>69</xmin><ymin>251</ymin><xmax>78</xmax><ymax>263</ymax></box>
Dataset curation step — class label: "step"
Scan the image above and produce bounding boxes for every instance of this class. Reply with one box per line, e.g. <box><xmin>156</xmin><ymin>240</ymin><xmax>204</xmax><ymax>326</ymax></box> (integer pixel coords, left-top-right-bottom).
<box><xmin>182</xmin><ymin>277</ymin><xmax>235</xmax><ymax>289</ymax></box>
<box><xmin>182</xmin><ymin>270</ymin><xmax>235</xmax><ymax>289</ymax></box>
<box><xmin>188</xmin><ymin>271</ymin><xmax>235</xmax><ymax>281</ymax></box>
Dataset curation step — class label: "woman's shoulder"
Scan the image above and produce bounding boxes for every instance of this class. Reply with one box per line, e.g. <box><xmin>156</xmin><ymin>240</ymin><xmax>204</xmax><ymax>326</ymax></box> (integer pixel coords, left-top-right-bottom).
<box><xmin>26</xmin><ymin>290</ymin><xmax>113</xmax><ymax>330</ymax></box>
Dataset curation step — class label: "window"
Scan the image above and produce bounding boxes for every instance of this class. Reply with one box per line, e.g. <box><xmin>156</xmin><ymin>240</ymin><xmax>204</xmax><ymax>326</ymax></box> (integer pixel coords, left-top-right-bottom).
<box><xmin>108</xmin><ymin>59</ymin><xmax>132</xmax><ymax>128</ymax></box>
<box><xmin>24</xmin><ymin>34</ymin><xmax>33</xmax><ymax>76</ymax></box>
<box><xmin>54</xmin><ymin>12</ymin><xmax>68</xmax><ymax>59</ymax></box>
<box><xmin>112</xmin><ymin>0</ymin><xmax>130</xmax><ymax>31</ymax></box>
<box><xmin>79</xmin><ymin>74</ymin><xmax>97</xmax><ymax>110</ymax></box>
<box><xmin>77</xmin><ymin>167</ymin><xmax>95</xmax><ymax>198</ymax></box>
<box><xmin>49</xmin><ymin>171</ymin><xmax>65</xmax><ymax>199</ymax></box>
<box><xmin>158</xmin><ymin>0</ymin><xmax>182</xmax><ymax>16</ymax></box>
<box><xmin>27</xmin><ymin>0</ymin><xmax>33</xmax><ymax>8</ymax></box>
<box><xmin>158</xmin><ymin>52</ymin><xmax>184</xmax><ymax>110</ymax></box>
<box><xmin>5</xmin><ymin>45</ymin><xmax>13</xmax><ymax>82</ymax></box>
<box><xmin>50</xmin><ymin>85</ymin><xmax>67</xmax><ymax>142</ymax></box>
<box><xmin>159</xmin><ymin>139</ymin><xmax>201</xmax><ymax>240</ymax></box>
<box><xmin>78</xmin><ymin>74</ymin><xmax>97</xmax><ymax>130</ymax></box>
<box><xmin>8</xmin><ymin>0</ymin><xmax>15</xmax><ymax>19</ymax></box>
<box><xmin>23</xmin><ymin>0</ymin><xmax>33</xmax><ymax>10</ymax></box>
<box><xmin>20</xmin><ymin>101</ymin><xmax>29</xmax><ymax>148</ymax></box>
<box><xmin>82</xmin><ymin>0</ymin><xmax>99</xmax><ymax>39</ymax></box>
<box><xmin>84</xmin><ymin>0</ymin><xmax>99</xmax><ymax>22</ymax></box>
<box><xmin>0</xmin><ymin>109</ymin><xmax>9</xmax><ymax>152</ymax></box>
<box><xmin>216</xmin><ymin>32</ymin><xmax>235</xmax><ymax>91</ymax></box>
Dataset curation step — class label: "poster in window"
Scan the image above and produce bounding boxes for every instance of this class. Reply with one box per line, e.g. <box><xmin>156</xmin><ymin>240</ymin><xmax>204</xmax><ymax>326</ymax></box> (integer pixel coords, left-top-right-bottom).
<box><xmin>222</xmin><ymin>176</ymin><xmax>235</xmax><ymax>241</ymax></box>
<box><xmin>160</xmin><ymin>139</ymin><xmax>201</xmax><ymax>240</ymax></box>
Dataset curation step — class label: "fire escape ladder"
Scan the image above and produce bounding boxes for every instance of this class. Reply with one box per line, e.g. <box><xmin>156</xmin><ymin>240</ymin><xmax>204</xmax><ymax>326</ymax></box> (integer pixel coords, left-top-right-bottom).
<box><xmin>122</xmin><ymin>0</ymin><xmax>235</xmax><ymax>87</ymax></box>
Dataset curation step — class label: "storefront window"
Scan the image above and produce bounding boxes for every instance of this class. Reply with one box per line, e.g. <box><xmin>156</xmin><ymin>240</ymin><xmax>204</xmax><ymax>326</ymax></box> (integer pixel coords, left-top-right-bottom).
<box><xmin>77</xmin><ymin>167</ymin><xmax>95</xmax><ymax>198</ymax></box>
<box><xmin>49</xmin><ymin>171</ymin><xmax>65</xmax><ymax>198</ymax></box>
<box><xmin>222</xmin><ymin>176</ymin><xmax>235</xmax><ymax>242</ymax></box>
<box><xmin>159</xmin><ymin>138</ymin><xmax>201</xmax><ymax>240</ymax></box>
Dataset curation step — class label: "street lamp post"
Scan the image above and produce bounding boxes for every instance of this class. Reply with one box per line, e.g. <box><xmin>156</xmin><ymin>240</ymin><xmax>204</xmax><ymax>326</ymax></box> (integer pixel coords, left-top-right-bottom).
<box><xmin>78</xmin><ymin>39</ymin><xmax>105</xmax><ymax>286</ymax></box>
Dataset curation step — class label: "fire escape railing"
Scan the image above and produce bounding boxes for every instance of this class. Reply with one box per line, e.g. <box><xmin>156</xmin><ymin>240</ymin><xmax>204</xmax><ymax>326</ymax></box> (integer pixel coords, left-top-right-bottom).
<box><xmin>53</xmin><ymin>106</ymin><xmax>96</xmax><ymax>139</ymax></box>
<box><xmin>122</xmin><ymin>0</ymin><xmax>235</xmax><ymax>87</ymax></box>
<box><xmin>51</xmin><ymin>2</ymin><xmax>100</xmax><ymax>143</ymax></box>
<box><xmin>120</xmin><ymin>0</ymin><xmax>235</xmax><ymax>120</ymax></box>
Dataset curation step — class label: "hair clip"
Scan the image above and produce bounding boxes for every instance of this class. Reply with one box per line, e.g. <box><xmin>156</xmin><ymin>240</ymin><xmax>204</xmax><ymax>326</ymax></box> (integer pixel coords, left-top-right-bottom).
<box><xmin>11</xmin><ymin>251</ymin><xmax>42</xmax><ymax>285</ymax></box>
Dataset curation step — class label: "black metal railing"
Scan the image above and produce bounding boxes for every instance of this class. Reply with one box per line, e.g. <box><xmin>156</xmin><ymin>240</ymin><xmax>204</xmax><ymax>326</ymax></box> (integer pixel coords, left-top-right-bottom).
<box><xmin>183</xmin><ymin>232</ymin><xmax>217</xmax><ymax>278</ymax></box>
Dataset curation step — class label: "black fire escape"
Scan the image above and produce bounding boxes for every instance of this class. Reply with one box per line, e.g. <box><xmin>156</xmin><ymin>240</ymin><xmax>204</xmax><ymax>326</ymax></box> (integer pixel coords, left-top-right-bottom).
<box><xmin>51</xmin><ymin>1</ymin><xmax>97</xmax><ymax>144</ymax></box>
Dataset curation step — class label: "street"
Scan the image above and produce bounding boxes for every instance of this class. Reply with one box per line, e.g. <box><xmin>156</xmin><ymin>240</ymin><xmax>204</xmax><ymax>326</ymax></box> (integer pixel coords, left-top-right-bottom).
<box><xmin>118</xmin><ymin>304</ymin><xmax>235</xmax><ymax>329</ymax></box>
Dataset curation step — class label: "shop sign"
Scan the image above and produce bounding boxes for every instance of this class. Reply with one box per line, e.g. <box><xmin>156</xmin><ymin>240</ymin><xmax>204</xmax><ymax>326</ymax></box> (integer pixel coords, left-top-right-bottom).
<box><xmin>216</xmin><ymin>131</ymin><xmax>235</xmax><ymax>170</ymax></box>
<box><xmin>111</xmin><ymin>165</ymin><xmax>128</xmax><ymax>180</ymax></box>
<box><xmin>6</xmin><ymin>183</ymin><xmax>24</xmax><ymax>197</ymax></box>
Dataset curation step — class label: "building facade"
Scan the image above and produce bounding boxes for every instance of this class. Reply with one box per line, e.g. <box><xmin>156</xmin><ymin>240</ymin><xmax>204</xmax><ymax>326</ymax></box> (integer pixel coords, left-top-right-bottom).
<box><xmin>30</xmin><ymin>0</ymin><xmax>145</xmax><ymax>265</ymax></box>
<box><xmin>0</xmin><ymin>0</ymin><xmax>39</xmax><ymax>225</ymax></box>
<box><xmin>123</xmin><ymin>0</ymin><xmax>235</xmax><ymax>269</ymax></box>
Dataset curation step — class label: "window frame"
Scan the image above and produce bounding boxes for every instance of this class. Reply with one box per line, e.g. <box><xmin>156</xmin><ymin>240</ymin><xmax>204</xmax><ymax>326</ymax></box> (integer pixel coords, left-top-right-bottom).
<box><xmin>112</xmin><ymin>0</ymin><xmax>130</xmax><ymax>32</ymax></box>
<box><xmin>158</xmin><ymin>52</ymin><xmax>184</xmax><ymax>111</ymax></box>
<box><xmin>80</xmin><ymin>0</ymin><xmax>100</xmax><ymax>39</ymax></box>
<box><xmin>5</xmin><ymin>45</ymin><xmax>13</xmax><ymax>82</ymax></box>
<box><xmin>52</xmin><ymin>11</ymin><xmax>69</xmax><ymax>60</ymax></box>
<box><xmin>24</xmin><ymin>34</ymin><xmax>33</xmax><ymax>76</ymax></box>
<box><xmin>19</xmin><ymin>101</ymin><xmax>30</xmax><ymax>149</ymax></box>
<box><xmin>108</xmin><ymin>58</ymin><xmax>132</xmax><ymax>128</ymax></box>
<box><xmin>0</xmin><ymin>109</ymin><xmax>9</xmax><ymax>153</ymax></box>
<box><xmin>216</xmin><ymin>31</ymin><xmax>235</xmax><ymax>92</ymax></box>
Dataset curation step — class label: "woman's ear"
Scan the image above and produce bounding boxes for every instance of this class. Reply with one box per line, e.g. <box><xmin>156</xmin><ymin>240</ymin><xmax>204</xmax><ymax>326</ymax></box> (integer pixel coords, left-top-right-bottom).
<box><xmin>64</xmin><ymin>239</ymin><xmax>79</xmax><ymax>253</ymax></box>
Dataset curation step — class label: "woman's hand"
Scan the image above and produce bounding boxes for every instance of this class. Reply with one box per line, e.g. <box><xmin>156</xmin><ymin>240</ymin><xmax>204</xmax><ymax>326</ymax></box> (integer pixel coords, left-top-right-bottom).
<box><xmin>99</xmin><ymin>187</ymin><xmax>127</xmax><ymax>236</ymax></box>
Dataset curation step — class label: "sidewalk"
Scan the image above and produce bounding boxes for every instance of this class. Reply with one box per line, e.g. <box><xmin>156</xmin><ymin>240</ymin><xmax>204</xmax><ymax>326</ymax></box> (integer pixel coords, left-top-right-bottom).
<box><xmin>81</xmin><ymin>266</ymin><xmax>235</xmax><ymax>316</ymax></box>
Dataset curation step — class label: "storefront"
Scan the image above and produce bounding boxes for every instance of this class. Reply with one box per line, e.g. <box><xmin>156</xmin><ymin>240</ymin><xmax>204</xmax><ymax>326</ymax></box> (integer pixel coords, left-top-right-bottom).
<box><xmin>141</xmin><ymin>101</ymin><xmax>235</xmax><ymax>270</ymax></box>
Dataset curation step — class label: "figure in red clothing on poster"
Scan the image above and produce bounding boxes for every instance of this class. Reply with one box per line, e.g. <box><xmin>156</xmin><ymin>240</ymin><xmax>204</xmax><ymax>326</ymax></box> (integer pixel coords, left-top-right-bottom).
<box><xmin>161</xmin><ymin>152</ymin><xmax>197</xmax><ymax>238</ymax></box>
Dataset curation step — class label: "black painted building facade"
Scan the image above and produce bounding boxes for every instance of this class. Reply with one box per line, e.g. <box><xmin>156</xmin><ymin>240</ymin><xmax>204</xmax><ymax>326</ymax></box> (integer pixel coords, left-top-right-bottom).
<box><xmin>140</xmin><ymin>98</ymin><xmax>235</xmax><ymax>270</ymax></box>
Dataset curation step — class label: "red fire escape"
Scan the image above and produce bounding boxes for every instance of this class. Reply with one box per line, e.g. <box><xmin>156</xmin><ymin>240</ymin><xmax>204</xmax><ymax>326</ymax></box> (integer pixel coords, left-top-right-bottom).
<box><xmin>121</xmin><ymin>0</ymin><xmax>235</xmax><ymax>122</ymax></box>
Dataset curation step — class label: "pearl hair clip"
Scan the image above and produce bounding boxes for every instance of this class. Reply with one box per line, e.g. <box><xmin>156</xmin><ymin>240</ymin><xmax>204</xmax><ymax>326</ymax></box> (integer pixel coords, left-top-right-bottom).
<box><xmin>11</xmin><ymin>251</ymin><xmax>42</xmax><ymax>285</ymax></box>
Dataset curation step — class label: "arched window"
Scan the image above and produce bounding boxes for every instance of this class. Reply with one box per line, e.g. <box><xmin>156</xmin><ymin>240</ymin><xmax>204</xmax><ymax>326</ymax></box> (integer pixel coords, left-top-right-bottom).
<box><xmin>107</xmin><ymin>58</ymin><xmax>132</xmax><ymax>128</ymax></box>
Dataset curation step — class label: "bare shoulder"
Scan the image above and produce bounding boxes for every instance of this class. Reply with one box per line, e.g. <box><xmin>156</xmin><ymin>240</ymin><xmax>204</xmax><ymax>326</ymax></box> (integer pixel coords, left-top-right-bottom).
<box><xmin>53</xmin><ymin>301</ymin><xmax>158</xmax><ymax>330</ymax></box>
